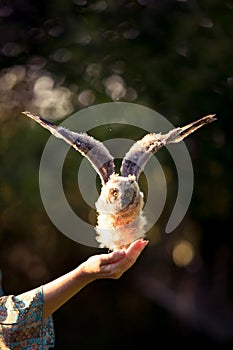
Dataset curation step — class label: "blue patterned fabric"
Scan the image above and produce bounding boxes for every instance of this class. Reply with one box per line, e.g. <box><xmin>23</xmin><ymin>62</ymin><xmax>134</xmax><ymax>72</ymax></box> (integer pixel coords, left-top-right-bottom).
<box><xmin>0</xmin><ymin>270</ymin><xmax>3</xmax><ymax>297</ymax></box>
<box><xmin>0</xmin><ymin>272</ymin><xmax>55</xmax><ymax>349</ymax></box>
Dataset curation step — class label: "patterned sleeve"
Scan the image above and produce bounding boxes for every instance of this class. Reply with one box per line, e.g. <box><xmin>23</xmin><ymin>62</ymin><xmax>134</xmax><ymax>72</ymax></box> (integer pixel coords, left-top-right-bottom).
<box><xmin>0</xmin><ymin>286</ymin><xmax>55</xmax><ymax>350</ymax></box>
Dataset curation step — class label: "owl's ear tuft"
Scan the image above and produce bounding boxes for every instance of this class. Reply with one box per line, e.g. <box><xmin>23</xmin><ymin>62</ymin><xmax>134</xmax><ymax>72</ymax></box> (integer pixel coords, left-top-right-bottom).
<box><xmin>128</xmin><ymin>175</ymin><xmax>136</xmax><ymax>183</ymax></box>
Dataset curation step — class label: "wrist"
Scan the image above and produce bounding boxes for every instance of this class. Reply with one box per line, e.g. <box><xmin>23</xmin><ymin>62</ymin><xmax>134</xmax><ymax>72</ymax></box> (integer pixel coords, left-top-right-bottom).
<box><xmin>75</xmin><ymin>262</ymin><xmax>98</xmax><ymax>284</ymax></box>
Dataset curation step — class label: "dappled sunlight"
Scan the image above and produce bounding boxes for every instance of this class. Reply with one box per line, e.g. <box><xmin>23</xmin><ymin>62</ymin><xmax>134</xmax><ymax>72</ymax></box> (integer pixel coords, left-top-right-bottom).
<box><xmin>33</xmin><ymin>75</ymin><xmax>74</xmax><ymax>119</ymax></box>
<box><xmin>104</xmin><ymin>74</ymin><xmax>126</xmax><ymax>101</ymax></box>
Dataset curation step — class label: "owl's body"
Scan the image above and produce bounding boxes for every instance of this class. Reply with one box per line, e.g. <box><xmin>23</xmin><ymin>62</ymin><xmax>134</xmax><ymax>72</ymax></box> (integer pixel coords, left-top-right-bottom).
<box><xmin>22</xmin><ymin>111</ymin><xmax>216</xmax><ymax>250</ymax></box>
<box><xmin>95</xmin><ymin>174</ymin><xmax>147</xmax><ymax>250</ymax></box>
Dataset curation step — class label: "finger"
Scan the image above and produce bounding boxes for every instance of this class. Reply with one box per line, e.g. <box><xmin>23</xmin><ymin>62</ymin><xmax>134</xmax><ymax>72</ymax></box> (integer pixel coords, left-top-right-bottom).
<box><xmin>125</xmin><ymin>239</ymin><xmax>149</xmax><ymax>256</ymax></box>
<box><xmin>99</xmin><ymin>249</ymin><xmax>126</xmax><ymax>266</ymax></box>
<box><xmin>122</xmin><ymin>239</ymin><xmax>148</xmax><ymax>266</ymax></box>
<box><xmin>99</xmin><ymin>239</ymin><xmax>148</xmax><ymax>275</ymax></box>
<box><xmin>102</xmin><ymin>239</ymin><xmax>147</xmax><ymax>266</ymax></box>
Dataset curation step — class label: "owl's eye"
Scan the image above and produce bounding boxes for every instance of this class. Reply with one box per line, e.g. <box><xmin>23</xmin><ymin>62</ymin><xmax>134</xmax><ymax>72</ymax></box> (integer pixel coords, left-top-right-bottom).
<box><xmin>125</xmin><ymin>191</ymin><xmax>131</xmax><ymax>198</ymax></box>
<box><xmin>109</xmin><ymin>188</ymin><xmax>119</xmax><ymax>199</ymax></box>
<box><xmin>113</xmin><ymin>190</ymin><xmax>118</xmax><ymax>197</ymax></box>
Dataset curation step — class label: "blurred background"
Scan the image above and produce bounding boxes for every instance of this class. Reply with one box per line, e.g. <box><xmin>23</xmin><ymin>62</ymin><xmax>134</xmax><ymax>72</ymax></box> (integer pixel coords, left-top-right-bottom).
<box><xmin>0</xmin><ymin>0</ymin><xmax>232</xmax><ymax>348</ymax></box>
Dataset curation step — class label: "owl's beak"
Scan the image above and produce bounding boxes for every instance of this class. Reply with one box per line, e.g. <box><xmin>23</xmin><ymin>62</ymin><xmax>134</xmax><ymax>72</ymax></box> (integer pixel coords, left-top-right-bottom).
<box><xmin>118</xmin><ymin>199</ymin><xmax>130</xmax><ymax>211</ymax></box>
<box><xmin>118</xmin><ymin>193</ymin><xmax>136</xmax><ymax>211</ymax></box>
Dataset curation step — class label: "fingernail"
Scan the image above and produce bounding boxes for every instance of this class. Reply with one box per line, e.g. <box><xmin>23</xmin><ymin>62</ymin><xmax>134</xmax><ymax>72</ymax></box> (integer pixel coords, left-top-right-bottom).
<box><xmin>139</xmin><ymin>240</ymin><xmax>149</xmax><ymax>247</ymax></box>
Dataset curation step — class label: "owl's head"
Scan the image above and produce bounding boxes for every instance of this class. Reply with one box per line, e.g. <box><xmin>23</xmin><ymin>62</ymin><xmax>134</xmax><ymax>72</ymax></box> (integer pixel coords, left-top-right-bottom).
<box><xmin>95</xmin><ymin>173</ymin><xmax>143</xmax><ymax>215</ymax></box>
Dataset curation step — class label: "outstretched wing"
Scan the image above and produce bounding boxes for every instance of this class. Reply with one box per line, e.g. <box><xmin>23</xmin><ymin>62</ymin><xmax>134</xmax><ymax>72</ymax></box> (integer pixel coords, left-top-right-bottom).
<box><xmin>120</xmin><ymin>114</ymin><xmax>217</xmax><ymax>180</ymax></box>
<box><xmin>22</xmin><ymin>111</ymin><xmax>115</xmax><ymax>184</ymax></box>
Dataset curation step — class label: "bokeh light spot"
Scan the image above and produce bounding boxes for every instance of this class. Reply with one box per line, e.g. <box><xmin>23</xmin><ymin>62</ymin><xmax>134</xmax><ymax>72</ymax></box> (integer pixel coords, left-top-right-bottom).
<box><xmin>172</xmin><ymin>240</ymin><xmax>195</xmax><ymax>267</ymax></box>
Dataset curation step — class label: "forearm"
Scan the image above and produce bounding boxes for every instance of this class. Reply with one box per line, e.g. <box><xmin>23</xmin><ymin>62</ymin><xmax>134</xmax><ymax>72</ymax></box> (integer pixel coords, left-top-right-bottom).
<box><xmin>42</xmin><ymin>239</ymin><xmax>148</xmax><ymax>320</ymax></box>
<box><xmin>42</xmin><ymin>264</ymin><xmax>94</xmax><ymax>320</ymax></box>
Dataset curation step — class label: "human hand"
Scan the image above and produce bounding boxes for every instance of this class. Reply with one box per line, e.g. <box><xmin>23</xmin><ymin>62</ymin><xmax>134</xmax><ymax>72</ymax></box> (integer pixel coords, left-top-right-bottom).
<box><xmin>81</xmin><ymin>239</ymin><xmax>148</xmax><ymax>280</ymax></box>
<box><xmin>42</xmin><ymin>239</ymin><xmax>148</xmax><ymax>319</ymax></box>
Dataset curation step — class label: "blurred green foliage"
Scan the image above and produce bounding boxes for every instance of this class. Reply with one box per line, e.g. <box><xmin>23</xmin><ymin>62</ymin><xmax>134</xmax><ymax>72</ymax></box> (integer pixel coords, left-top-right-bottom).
<box><xmin>0</xmin><ymin>0</ymin><xmax>233</xmax><ymax>348</ymax></box>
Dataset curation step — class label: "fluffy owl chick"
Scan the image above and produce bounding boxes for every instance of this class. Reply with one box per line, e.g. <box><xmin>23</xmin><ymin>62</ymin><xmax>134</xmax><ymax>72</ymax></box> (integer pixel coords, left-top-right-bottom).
<box><xmin>95</xmin><ymin>174</ymin><xmax>147</xmax><ymax>250</ymax></box>
<box><xmin>22</xmin><ymin>111</ymin><xmax>216</xmax><ymax>251</ymax></box>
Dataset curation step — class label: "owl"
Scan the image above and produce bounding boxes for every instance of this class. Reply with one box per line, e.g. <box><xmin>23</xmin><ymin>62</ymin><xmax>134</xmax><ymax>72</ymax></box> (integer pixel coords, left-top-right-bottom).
<box><xmin>22</xmin><ymin>111</ymin><xmax>216</xmax><ymax>250</ymax></box>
